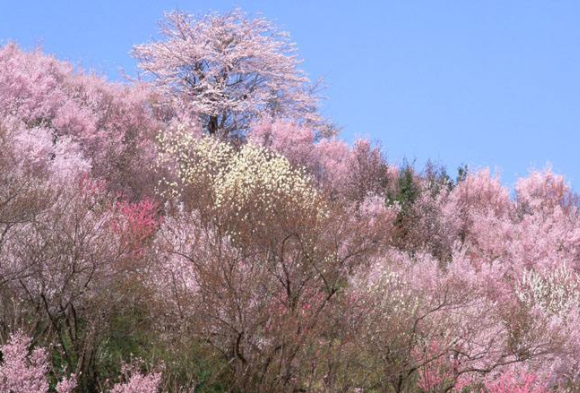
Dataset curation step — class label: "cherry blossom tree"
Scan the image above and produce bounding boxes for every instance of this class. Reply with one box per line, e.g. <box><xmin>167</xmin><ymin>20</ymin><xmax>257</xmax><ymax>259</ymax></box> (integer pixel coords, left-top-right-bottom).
<box><xmin>0</xmin><ymin>43</ymin><xmax>162</xmax><ymax>199</ymax></box>
<box><xmin>133</xmin><ymin>9</ymin><xmax>320</xmax><ymax>137</ymax></box>
<box><xmin>0</xmin><ymin>332</ymin><xmax>76</xmax><ymax>393</ymax></box>
<box><xmin>0</xmin><ymin>332</ymin><xmax>164</xmax><ymax>393</ymax></box>
<box><xmin>108</xmin><ymin>363</ymin><xmax>162</xmax><ymax>393</ymax></box>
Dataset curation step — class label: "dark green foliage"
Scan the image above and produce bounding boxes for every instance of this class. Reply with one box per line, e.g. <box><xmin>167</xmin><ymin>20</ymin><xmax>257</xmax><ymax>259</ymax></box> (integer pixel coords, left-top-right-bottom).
<box><xmin>394</xmin><ymin>161</ymin><xmax>420</xmax><ymax>210</ymax></box>
<box><xmin>456</xmin><ymin>164</ymin><xmax>469</xmax><ymax>184</ymax></box>
<box><xmin>424</xmin><ymin>160</ymin><xmax>454</xmax><ymax>197</ymax></box>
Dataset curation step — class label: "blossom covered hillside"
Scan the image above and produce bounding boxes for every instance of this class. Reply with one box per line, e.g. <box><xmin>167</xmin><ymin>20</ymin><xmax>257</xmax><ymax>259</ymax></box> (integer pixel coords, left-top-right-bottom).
<box><xmin>0</xmin><ymin>8</ymin><xmax>579</xmax><ymax>393</ymax></box>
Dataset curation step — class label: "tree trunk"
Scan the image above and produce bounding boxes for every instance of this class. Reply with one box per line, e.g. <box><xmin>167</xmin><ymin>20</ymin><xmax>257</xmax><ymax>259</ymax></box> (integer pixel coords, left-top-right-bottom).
<box><xmin>208</xmin><ymin>115</ymin><xmax>218</xmax><ymax>136</ymax></box>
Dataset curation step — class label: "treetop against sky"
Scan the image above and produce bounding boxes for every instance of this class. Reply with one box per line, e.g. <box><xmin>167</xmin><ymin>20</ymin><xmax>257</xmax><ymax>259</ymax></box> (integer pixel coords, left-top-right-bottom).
<box><xmin>1</xmin><ymin>1</ymin><xmax>578</xmax><ymax>185</ymax></box>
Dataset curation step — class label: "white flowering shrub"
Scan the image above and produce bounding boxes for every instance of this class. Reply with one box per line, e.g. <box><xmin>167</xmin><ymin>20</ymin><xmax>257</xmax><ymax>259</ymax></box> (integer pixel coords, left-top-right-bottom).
<box><xmin>516</xmin><ymin>266</ymin><xmax>580</xmax><ymax>316</ymax></box>
<box><xmin>158</xmin><ymin>127</ymin><xmax>326</xmax><ymax>240</ymax></box>
<box><xmin>215</xmin><ymin>144</ymin><xmax>324</xmax><ymax>228</ymax></box>
<box><xmin>353</xmin><ymin>259</ymin><xmax>418</xmax><ymax>318</ymax></box>
<box><xmin>157</xmin><ymin>126</ymin><xmax>233</xmax><ymax>199</ymax></box>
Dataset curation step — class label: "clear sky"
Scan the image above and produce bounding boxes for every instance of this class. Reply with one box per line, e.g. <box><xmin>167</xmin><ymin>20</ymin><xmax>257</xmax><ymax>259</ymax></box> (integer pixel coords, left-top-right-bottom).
<box><xmin>1</xmin><ymin>1</ymin><xmax>579</xmax><ymax>187</ymax></box>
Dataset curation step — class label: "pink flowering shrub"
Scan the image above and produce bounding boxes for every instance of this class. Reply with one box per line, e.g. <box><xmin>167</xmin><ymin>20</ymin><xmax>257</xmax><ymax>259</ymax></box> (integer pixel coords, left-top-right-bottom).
<box><xmin>0</xmin><ymin>332</ymin><xmax>49</xmax><ymax>393</ymax></box>
<box><xmin>248</xmin><ymin>119</ymin><xmax>395</xmax><ymax>201</ymax></box>
<box><xmin>0</xmin><ymin>332</ymin><xmax>76</xmax><ymax>393</ymax></box>
<box><xmin>109</xmin><ymin>363</ymin><xmax>162</xmax><ymax>393</ymax></box>
<box><xmin>113</xmin><ymin>199</ymin><xmax>160</xmax><ymax>254</ymax></box>
<box><xmin>483</xmin><ymin>370</ymin><xmax>550</xmax><ymax>393</ymax></box>
<box><xmin>415</xmin><ymin>339</ymin><xmax>461</xmax><ymax>392</ymax></box>
<box><xmin>248</xmin><ymin>119</ymin><xmax>317</xmax><ymax>169</ymax></box>
<box><xmin>0</xmin><ymin>333</ymin><xmax>165</xmax><ymax>393</ymax></box>
<box><xmin>0</xmin><ymin>43</ymin><xmax>161</xmax><ymax>198</ymax></box>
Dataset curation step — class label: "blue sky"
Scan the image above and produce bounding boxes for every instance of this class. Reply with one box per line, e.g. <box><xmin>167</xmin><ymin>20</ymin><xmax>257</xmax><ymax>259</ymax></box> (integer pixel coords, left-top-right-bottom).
<box><xmin>1</xmin><ymin>1</ymin><xmax>579</xmax><ymax>187</ymax></box>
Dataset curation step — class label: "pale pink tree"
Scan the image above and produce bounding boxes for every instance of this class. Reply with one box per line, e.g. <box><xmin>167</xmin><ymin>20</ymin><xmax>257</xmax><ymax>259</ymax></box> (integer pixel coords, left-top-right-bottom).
<box><xmin>248</xmin><ymin>119</ymin><xmax>318</xmax><ymax>170</ymax></box>
<box><xmin>0</xmin><ymin>332</ymin><xmax>164</xmax><ymax>393</ymax></box>
<box><xmin>109</xmin><ymin>363</ymin><xmax>163</xmax><ymax>393</ymax></box>
<box><xmin>0</xmin><ymin>43</ymin><xmax>162</xmax><ymax>199</ymax></box>
<box><xmin>247</xmin><ymin>119</ymin><xmax>396</xmax><ymax>201</ymax></box>
<box><xmin>0</xmin><ymin>332</ymin><xmax>76</xmax><ymax>393</ymax></box>
<box><xmin>133</xmin><ymin>9</ymin><xmax>320</xmax><ymax>137</ymax></box>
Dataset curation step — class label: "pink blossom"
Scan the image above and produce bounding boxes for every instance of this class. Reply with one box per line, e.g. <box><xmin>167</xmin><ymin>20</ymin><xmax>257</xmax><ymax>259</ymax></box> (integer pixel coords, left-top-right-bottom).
<box><xmin>0</xmin><ymin>332</ymin><xmax>48</xmax><ymax>393</ymax></box>
<box><xmin>110</xmin><ymin>364</ymin><xmax>162</xmax><ymax>393</ymax></box>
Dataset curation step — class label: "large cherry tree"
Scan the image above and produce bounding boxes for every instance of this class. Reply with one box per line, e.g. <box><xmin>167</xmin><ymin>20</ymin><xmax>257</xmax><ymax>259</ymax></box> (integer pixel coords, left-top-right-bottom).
<box><xmin>133</xmin><ymin>9</ymin><xmax>320</xmax><ymax>137</ymax></box>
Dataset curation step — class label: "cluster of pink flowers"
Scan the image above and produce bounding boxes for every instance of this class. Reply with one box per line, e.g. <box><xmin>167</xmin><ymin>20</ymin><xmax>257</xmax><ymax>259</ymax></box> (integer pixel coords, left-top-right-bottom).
<box><xmin>0</xmin><ymin>332</ymin><xmax>162</xmax><ymax>393</ymax></box>
<box><xmin>0</xmin><ymin>332</ymin><xmax>75</xmax><ymax>393</ymax></box>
